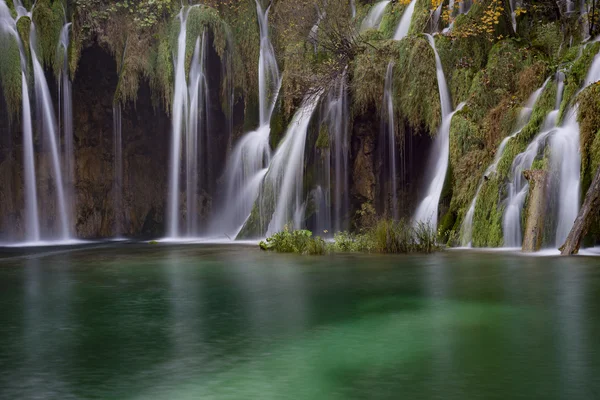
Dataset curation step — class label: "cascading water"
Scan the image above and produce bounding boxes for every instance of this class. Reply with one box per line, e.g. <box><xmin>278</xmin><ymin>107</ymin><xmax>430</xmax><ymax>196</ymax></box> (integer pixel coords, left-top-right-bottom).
<box><xmin>210</xmin><ymin>0</ymin><xmax>281</xmax><ymax>237</ymax></box>
<box><xmin>113</xmin><ymin>103</ymin><xmax>123</xmax><ymax>236</ymax></box>
<box><xmin>381</xmin><ymin>62</ymin><xmax>399</xmax><ymax>219</ymax></box>
<box><xmin>264</xmin><ymin>94</ymin><xmax>322</xmax><ymax>235</ymax></box>
<box><xmin>503</xmin><ymin>73</ymin><xmax>565</xmax><ymax>247</ymax></box>
<box><xmin>58</xmin><ymin>22</ymin><xmax>74</xmax><ymax>222</ymax></box>
<box><xmin>460</xmin><ymin>78</ymin><xmax>549</xmax><ymax>246</ymax></box>
<box><xmin>414</xmin><ymin>34</ymin><xmax>461</xmax><ymax>231</ymax></box>
<box><xmin>361</xmin><ymin>1</ymin><xmax>390</xmax><ymax>32</ymax></box>
<box><xmin>329</xmin><ymin>76</ymin><xmax>350</xmax><ymax>232</ymax></box>
<box><xmin>166</xmin><ymin>7</ymin><xmax>210</xmax><ymax>238</ymax></box>
<box><xmin>552</xmin><ymin>49</ymin><xmax>600</xmax><ymax>246</ymax></box>
<box><xmin>0</xmin><ymin>1</ymin><xmax>40</xmax><ymax>242</ymax></box>
<box><xmin>166</xmin><ymin>8</ymin><xmax>190</xmax><ymax>238</ymax></box>
<box><xmin>30</xmin><ymin>23</ymin><xmax>71</xmax><ymax>239</ymax></box>
<box><xmin>393</xmin><ymin>0</ymin><xmax>416</xmax><ymax>40</ymax></box>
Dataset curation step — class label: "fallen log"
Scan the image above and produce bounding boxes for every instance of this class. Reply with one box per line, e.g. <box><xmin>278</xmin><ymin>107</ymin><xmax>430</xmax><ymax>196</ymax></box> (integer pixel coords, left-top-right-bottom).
<box><xmin>522</xmin><ymin>170</ymin><xmax>548</xmax><ymax>252</ymax></box>
<box><xmin>560</xmin><ymin>165</ymin><xmax>600</xmax><ymax>255</ymax></box>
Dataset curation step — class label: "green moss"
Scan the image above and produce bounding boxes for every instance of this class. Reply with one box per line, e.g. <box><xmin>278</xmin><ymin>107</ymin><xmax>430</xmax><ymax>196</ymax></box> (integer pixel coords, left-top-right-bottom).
<box><xmin>408</xmin><ymin>0</ymin><xmax>431</xmax><ymax>35</ymax></box>
<box><xmin>379</xmin><ymin>2</ymin><xmax>407</xmax><ymax>39</ymax></box>
<box><xmin>496</xmin><ymin>80</ymin><xmax>557</xmax><ymax>180</ymax></box>
<box><xmin>0</xmin><ymin>33</ymin><xmax>22</xmax><ymax>121</ymax></box>
<box><xmin>31</xmin><ymin>0</ymin><xmax>64</xmax><ymax>75</ymax></box>
<box><xmin>559</xmin><ymin>42</ymin><xmax>600</xmax><ymax>121</ymax></box>
<box><xmin>148</xmin><ymin>33</ymin><xmax>174</xmax><ymax>113</ymax></box>
<box><xmin>316</xmin><ymin>125</ymin><xmax>330</xmax><ymax>149</ymax></box>
<box><xmin>395</xmin><ymin>36</ymin><xmax>441</xmax><ymax>134</ymax></box>
<box><xmin>471</xmin><ymin>176</ymin><xmax>504</xmax><ymax>247</ymax></box>
<box><xmin>577</xmin><ymin>84</ymin><xmax>600</xmax><ymax>195</ymax></box>
<box><xmin>530</xmin><ymin>22</ymin><xmax>562</xmax><ymax>61</ymax></box>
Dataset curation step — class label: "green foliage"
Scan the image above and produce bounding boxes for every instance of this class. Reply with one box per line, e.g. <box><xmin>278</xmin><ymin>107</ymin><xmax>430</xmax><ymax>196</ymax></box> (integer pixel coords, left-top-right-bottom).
<box><xmin>530</xmin><ymin>22</ymin><xmax>562</xmax><ymax>61</ymax></box>
<box><xmin>259</xmin><ymin>226</ymin><xmax>327</xmax><ymax>255</ymax></box>
<box><xmin>331</xmin><ymin>231</ymin><xmax>376</xmax><ymax>252</ymax></box>
<box><xmin>333</xmin><ymin>219</ymin><xmax>441</xmax><ymax>254</ymax></box>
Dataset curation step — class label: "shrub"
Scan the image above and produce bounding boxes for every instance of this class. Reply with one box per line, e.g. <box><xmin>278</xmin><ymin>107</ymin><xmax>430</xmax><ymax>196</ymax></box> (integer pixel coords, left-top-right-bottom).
<box><xmin>259</xmin><ymin>226</ymin><xmax>328</xmax><ymax>255</ymax></box>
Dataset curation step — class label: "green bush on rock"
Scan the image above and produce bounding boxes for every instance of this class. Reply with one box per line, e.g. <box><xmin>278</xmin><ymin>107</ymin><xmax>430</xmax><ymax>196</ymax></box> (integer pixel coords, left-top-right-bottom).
<box><xmin>259</xmin><ymin>226</ymin><xmax>327</xmax><ymax>255</ymax></box>
<box><xmin>259</xmin><ymin>220</ymin><xmax>441</xmax><ymax>255</ymax></box>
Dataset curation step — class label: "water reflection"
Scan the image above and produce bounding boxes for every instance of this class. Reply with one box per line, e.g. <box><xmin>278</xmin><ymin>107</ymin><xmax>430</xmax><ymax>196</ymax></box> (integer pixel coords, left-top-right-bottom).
<box><xmin>0</xmin><ymin>246</ymin><xmax>598</xmax><ymax>399</ymax></box>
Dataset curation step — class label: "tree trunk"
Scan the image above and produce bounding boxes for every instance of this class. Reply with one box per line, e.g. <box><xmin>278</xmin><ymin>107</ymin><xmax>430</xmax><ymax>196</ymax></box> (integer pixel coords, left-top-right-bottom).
<box><xmin>560</xmin><ymin>165</ymin><xmax>600</xmax><ymax>255</ymax></box>
<box><xmin>522</xmin><ymin>170</ymin><xmax>548</xmax><ymax>252</ymax></box>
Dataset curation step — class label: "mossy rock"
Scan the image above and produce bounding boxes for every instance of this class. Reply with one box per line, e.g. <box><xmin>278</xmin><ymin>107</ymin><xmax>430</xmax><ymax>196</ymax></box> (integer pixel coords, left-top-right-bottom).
<box><xmin>577</xmin><ymin>84</ymin><xmax>600</xmax><ymax>195</ymax></box>
<box><xmin>472</xmin><ymin>176</ymin><xmax>504</xmax><ymax>247</ymax></box>
<box><xmin>0</xmin><ymin>32</ymin><xmax>23</xmax><ymax>121</ymax></box>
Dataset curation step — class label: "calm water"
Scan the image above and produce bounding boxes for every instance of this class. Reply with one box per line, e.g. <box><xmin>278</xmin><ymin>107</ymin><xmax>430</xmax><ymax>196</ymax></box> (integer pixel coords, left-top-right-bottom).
<box><xmin>0</xmin><ymin>244</ymin><xmax>599</xmax><ymax>399</ymax></box>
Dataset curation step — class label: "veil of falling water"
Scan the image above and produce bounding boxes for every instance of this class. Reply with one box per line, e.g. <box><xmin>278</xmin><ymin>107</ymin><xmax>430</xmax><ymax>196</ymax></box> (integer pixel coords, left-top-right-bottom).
<box><xmin>1</xmin><ymin>0</ymin><xmax>72</xmax><ymax>241</ymax></box>
<box><xmin>381</xmin><ymin>62</ymin><xmax>399</xmax><ymax>219</ymax></box>
<box><xmin>210</xmin><ymin>0</ymin><xmax>281</xmax><ymax>237</ymax></box>
<box><xmin>58</xmin><ymin>21</ymin><xmax>74</xmax><ymax>227</ymax></box>
<box><xmin>413</xmin><ymin>34</ymin><xmax>463</xmax><ymax>231</ymax></box>
<box><xmin>393</xmin><ymin>0</ymin><xmax>416</xmax><ymax>40</ymax></box>
<box><xmin>0</xmin><ymin>1</ymin><xmax>40</xmax><ymax>242</ymax></box>
<box><xmin>313</xmin><ymin>74</ymin><xmax>350</xmax><ymax>234</ymax></box>
<box><xmin>459</xmin><ymin>78</ymin><xmax>549</xmax><ymax>247</ymax></box>
<box><xmin>31</xmin><ymin>24</ymin><xmax>72</xmax><ymax>239</ymax></box>
<box><xmin>166</xmin><ymin>5</ymin><xmax>211</xmax><ymax>238</ymax></box>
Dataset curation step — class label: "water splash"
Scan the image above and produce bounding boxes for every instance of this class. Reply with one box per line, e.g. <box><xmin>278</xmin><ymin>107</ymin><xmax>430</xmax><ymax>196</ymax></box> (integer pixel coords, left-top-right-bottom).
<box><xmin>460</xmin><ymin>78</ymin><xmax>549</xmax><ymax>246</ymax></box>
<box><xmin>393</xmin><ymin>0</ymin><xmax>416</xmax><ymax>40</ymax></box>
<box><xmin>414</xmin><ymin>34</ymin><xmax>459</xmax><ymax>231</ymax></box>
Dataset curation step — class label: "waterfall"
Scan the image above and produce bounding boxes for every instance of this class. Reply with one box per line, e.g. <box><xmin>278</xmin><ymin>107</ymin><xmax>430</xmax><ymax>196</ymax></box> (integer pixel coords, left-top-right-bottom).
<box><xmin>393</xmin><ymin>0</ymin><xmax>416</xmax><ymax>40</ymax></box>
<box><xmin>186</xmin><ymin>34</ymin><xmax>209</xmax><ymax>236</ymax></box>
<box><xmin>113</xmin><ymin>103</ymin><xmax>123</xmax><ymax>236</ymax></box>
<box><xmin>210</xmin><ymin>0</ymin><xmax>281</xmax><ymax>237</ymax></box>
<box><xmin>503</xmin><ymin>73</ymin><xmax>565</xmax><ymax>247</ymax></box>
<box><xmin>256</xmin><ymin>0</ymin><xmax>280</xmax><ymax>126</ymax></box>
<box><xmin>1</xmin><ymin>2</ymin><xmax>41</xmax><ymax>242</ymax></box>
<box><xmin>322</xmin><ymin>75</ymin><xmax>350</xmax><ymax>233</ymax></box>
<box><xmin>265</xmin><ymin>94</ymin><xmax>322</xmax><ymax>235</ymax></box>
<box><xmin>361</xmin><ymin>1</ymin><xmax>390</xmax><ymax>32</ymax></box>
<box><xmin>166</xmin><ymin>6</ymin><xmax>210</xmax><ymax>238</ymax></box>
<box><xmin>460</xmin><ymin>78</ymin><xmax>549</xmax><ymax>246</ymax></box>
<box><xmin>31</xmin><ymin>25</ymin><xmax>71</xmax><ymax>240</ymax></box>
<box><xmin>414</xmin><ymin>35</ymin><xmax>459</xmax><ymax>231</ymax></box>
<box><xmin>381</xmin><ymin>62</ymin><xmax>399</xmax><ymax>219</ymax></box>
<box><xmin>351</xmin><ymin>0</ymin><xmax>356</xmax><ymax>18</ymax></box>
<box><xmin>58</xmin><ymin>22</ymin><xmax>74</xmax><ymax>225</ymax></box>
<box><xmin>552</xmin><ymin>50</ymin><xmax>600</xmax><ymax>246</ymax></box>
<box><xmin>167</xmin><ymin>8</ymin><xmax>190</xmax><ymax>237</ymax></box>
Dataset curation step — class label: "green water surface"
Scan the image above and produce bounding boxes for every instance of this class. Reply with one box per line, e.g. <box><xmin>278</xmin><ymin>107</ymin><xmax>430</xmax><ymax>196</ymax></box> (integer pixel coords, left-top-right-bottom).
<box><xmin>0</xmin><ymin>244</ymin><xmax>599</xmax><ymax>399</ymax></box>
